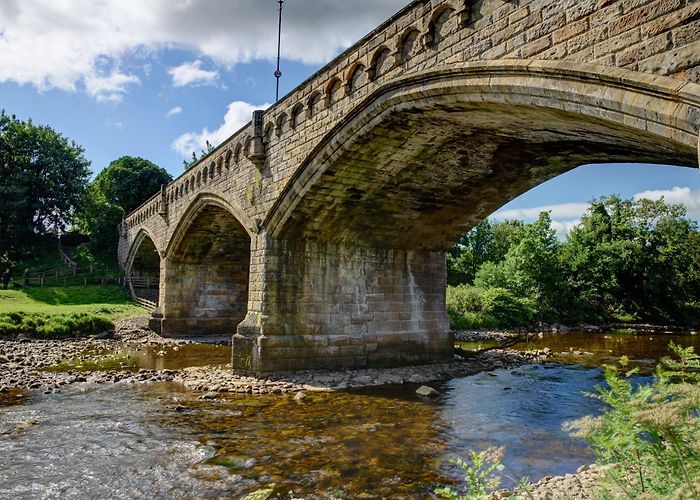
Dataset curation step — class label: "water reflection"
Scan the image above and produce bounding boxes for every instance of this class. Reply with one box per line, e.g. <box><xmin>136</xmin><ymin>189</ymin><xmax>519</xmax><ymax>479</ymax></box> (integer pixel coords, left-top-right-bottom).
<box><xmin>1</xmin><ymin>329</ymin><xmax>696</xmax><ymax>497</ymax></box>
<box><xmin>516</xmin><ymin>329</ymin><xmax>700</xmax><ymax>372</ymax></box>
<box><xmin>112</xmin><ymin>343</ymin><xmax>232</xmax><ymax>371</ymax></box>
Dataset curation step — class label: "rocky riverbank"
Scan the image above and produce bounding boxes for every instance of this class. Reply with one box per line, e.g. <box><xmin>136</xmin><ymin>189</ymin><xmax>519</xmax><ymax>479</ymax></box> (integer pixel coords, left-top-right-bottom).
<box><xmin>493</xmin><ymin>464</ymin><xmax>613</xmax><ymax>499</ymax></box>
<box><xmin>0</xmin><ymin>316</ymin><xmax>552</xmax><ymax>396</ymax></box>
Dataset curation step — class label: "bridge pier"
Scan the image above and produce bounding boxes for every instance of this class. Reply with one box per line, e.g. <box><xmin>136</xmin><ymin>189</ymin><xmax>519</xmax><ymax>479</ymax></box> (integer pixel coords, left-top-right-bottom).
<box><xmin>232</xmin><ymin>233</ymin><xmax>453</xmax><ymax>373</ymax></box>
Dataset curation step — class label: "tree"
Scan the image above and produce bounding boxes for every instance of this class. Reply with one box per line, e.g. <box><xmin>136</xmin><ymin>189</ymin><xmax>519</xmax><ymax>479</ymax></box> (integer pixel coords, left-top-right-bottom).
<box><xmin>0</xmin><ymin>111</ymin><xmax>91</xmax><ymax>261</ymax></box>
<box><xmin>76</xmin><ymin>156</ymin><xmax>172</xmax><ymax>257</ymax></box>
<box><xmin>447</xmin><ymin>219</ymin><xmax>524</xmax><ymax>285</ymax></box>
<box><xmin>562</xmin><ymin>195</ymin><xmax>700</xmax><ymax>323</ymax></box>
<box><xmin>477</xmin><ymin>212</ymin><xmax>570</xmax><ymax>322</ymax></box>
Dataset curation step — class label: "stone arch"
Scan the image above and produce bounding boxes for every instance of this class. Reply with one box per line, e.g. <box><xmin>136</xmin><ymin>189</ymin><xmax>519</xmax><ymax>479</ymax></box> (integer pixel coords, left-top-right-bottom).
<box><xmin>234</xmin><ymin>143</ymin><xmax>242</xmax><ymax>163</ymax></box>
<box><xmin>160</xmin><ymin>193</ymin><xmax>256</xmax><ymax>337</ymax></box>
<box><xmin>224</xmin><ymin>148</ymin><xmax>232</xmax><ymax>168</ymax></box>
<box><xmin>265</xmin><ymin>62</ymin><xmax>700</xmax><ymax>248</ymax></box>
<box><xmin>424</xmin><ymin>5</ymin><xmax>456</xmax><ymax>48</ymax></box>
<box><xmin>264</xmin><ymin>122</ymin><xmax>275</xmax><ymax>144</ymax></box>
<box><xmin>276</xmin><ymin>112</ymin><xmax>288</xmax><ymax>137</ymax></box>
<box><xmin>368</xmin><ymin>46</ymin><xmax>392</xmax><ymax>81</ymax></box>
<box><xmin>345</xmin><ymin>63</ymin><xmax>367</xmax><ymax>95</ymax></box>
<box><xmin>243</xmin><ymin>136</ymin><xmax>252</xmax><ymax>157</ymax></box>
<box><xmin>324</xmin><ymin>77</ymin><xmax>343</xmax><ymax>107</ymax></box>
<box><xmin>216</xmin><ymin>157</ymin><xmax>223</xmax><ymax>175</ymax></box>
<box><xmin>396</xmin><ymin>27</ymin><xmax>421</xmax><ymax>65</ymax></box>
<box><xmin>290</xmin><ymin>102</ymin><xmax>305</xmax><ymax>128</ymax></box>
<box><xmin>125</xmin><ymin>229</ymin><xmax>161</xmax><ymax>306</ymax></box>
<box><xmin>306</xmin><ymin>91</ymin><xmax>322</xmax><ymax>118</ymax></box>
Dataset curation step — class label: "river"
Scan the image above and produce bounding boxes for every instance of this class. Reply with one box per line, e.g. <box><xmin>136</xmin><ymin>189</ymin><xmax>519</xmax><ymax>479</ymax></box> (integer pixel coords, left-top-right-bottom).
<box><xmin>0</xmin><ymin>329</ymin><xmax>697</xmax><ymax>498</ymax></box>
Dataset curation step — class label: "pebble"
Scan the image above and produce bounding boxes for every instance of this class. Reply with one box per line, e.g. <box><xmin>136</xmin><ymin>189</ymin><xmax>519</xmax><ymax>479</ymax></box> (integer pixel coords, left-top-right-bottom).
<box><xmin>0</xmin><ymin>315</ymin><xmax>552</xmax><ymax>400</ymax></box>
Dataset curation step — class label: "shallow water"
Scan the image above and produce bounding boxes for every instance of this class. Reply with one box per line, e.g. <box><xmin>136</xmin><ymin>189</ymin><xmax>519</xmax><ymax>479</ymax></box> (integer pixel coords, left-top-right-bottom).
<box><xmin>0</xmin><ymin>329</ymin><xmax>695</xmax><ymax>498</ymax></box>
<box><xmin>517</xmin><ymin>329</ymin><xmax>700</xmax><ymax>372</ymax></box>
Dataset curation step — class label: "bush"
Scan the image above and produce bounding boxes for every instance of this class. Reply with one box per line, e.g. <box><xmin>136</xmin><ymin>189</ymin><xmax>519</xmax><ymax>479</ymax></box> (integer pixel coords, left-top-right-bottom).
<box><xmin>565</xmin><ymin>343</ymin><xmax>700</xmax><ymax>498</ymax></box>
<box><xmin>446</xmin><ymin>285</ymin><xmax>484</xmax><ymax>315</ymax></box>
<box><xmin>446</xmin><ymin>285</ymin><xmax>534</xmax><ymax>329</ymax></box>
<box><xmin>0</xmin><ymin>312</ymin><xmax>113</xmax><ymax>337</ymax></box>
<box><xmin>480</xmin><ymin>288</ymin><xmax>534</xmax><ymax>327</ymax></box>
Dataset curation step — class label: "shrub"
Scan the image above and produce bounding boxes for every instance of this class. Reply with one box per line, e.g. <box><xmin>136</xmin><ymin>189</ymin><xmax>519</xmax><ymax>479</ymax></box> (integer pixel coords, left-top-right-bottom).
<box><xmin>446</xmin><ymin>285</ymin><xmax>484</xmax><ymax>315</ymax></box>
<box><xmin>480</xmin><ymin>288</ymin><xmax>534</xmax><ymax>327</ymax></box>
<box><xmin>565</xmin><ymin>343</ymin><xmax>700</xmax><ymax>498</ymax></box>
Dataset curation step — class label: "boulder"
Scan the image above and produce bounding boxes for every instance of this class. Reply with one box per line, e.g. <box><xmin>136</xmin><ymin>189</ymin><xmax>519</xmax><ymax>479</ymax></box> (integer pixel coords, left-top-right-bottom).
<box><xmin>415</xmin><ymin>385</ymin><xmax>439</xmax><ymax>397</ymax></box>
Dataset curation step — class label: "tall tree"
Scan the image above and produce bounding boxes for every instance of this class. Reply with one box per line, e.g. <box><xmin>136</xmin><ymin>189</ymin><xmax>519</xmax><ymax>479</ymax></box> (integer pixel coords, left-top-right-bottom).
<box><xmin>0</xmin><ymin>111</ymin><xmax>90</xmax><ymax>261</ymax></box>
<box><xmin>76</xmin><ymin>156</ymin><xmax>172</xmax><ymax>257</ymax></box>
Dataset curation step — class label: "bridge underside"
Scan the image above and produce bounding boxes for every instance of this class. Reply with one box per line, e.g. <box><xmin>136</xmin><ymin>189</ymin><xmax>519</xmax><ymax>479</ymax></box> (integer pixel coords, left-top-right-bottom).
<box><xmin>229</xmin><ymin>100</ymin><xmax>696</xmax><ymax>372</ymax></box>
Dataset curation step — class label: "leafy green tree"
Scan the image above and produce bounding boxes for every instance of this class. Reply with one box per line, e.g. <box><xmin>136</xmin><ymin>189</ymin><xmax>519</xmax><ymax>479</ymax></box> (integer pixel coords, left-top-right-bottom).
<box><xmin>493</xmin><ymin>212</ymin><xmax>569</xmax><ymax>322</ymax></box>
<box><xmin>76</xmin><ymin>156</ymin><xmax>172</xmax><ymax>257</ymax></box>
<box><xmin>447</xmin><ymin>220</ymin><xmax>525</xmax><ymax>285</ymax></box>
<box><xmin>0</xmin><ymin>111</ymin><xmax>91</xmax><ymax>261</ymax></box>
<box><xmin>563</xmin><ymin>196</ymin><xmax>699</xmax><ymax>324</ymax></box>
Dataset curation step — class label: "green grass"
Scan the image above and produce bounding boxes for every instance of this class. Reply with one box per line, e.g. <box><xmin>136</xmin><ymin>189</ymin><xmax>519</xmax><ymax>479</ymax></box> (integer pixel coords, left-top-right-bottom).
<box><xmin>0</xmin><ymin>285</ymin><xmax>143</xmax><ymax>318</ymax></box>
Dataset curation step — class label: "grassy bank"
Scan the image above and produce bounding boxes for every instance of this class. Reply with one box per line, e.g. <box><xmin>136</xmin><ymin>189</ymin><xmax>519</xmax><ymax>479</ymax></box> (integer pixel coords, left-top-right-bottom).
<box><xmin>0</xmin><ymin>285</ymin><xmax>143</xmax><ymax>337</ymax></box>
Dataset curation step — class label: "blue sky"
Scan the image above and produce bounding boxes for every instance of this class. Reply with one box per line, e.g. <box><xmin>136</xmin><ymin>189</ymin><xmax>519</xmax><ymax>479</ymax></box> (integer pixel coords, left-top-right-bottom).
<box><xmin>1</xmin><ymin>0</ymin><xmax>698</xmax><ymax>235</ymax></box>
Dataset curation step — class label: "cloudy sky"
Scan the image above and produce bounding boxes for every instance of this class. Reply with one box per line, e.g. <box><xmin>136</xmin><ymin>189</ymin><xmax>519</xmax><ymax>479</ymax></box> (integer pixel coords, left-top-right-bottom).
<box><xmin>1</xmin><ymin>0</ymin><xmax>698</xmax><ymax>234</ymax></box>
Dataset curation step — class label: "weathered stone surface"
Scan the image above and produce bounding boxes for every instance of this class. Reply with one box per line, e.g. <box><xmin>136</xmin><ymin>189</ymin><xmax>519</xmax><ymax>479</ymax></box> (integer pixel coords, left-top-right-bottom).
<box><xmin>415</xmin><ymin>385</ymin><xmax>440</xmax><ymax>397</ymax></box>
<box><xmin>118</xmin><ymin>0</ymin><xmax>700</xmax><ymax>373</ymax></box>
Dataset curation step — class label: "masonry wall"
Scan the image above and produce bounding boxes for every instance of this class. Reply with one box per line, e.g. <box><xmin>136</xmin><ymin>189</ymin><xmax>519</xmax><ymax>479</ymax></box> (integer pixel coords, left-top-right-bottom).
<box><xmin>232</xmin><ymin>235</ymin><xmax>453</xmax><ymax>371</ymax></box>
<box><xmin>120</xmin><ymin>0</ymin><xmax>700</xmax><ymax>248</ymax></box>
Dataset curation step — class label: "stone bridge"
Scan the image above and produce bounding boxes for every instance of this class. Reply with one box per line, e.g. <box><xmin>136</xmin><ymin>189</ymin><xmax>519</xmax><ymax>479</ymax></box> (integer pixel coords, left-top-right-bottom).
<box><xmin>119</xmin><ymin>0</ymin><xmax>700</xmax><ymax>372</ymax></box>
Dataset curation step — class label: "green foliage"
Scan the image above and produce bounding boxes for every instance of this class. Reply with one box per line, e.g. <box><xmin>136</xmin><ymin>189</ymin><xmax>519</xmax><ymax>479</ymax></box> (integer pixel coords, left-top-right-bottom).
<box><xmin>480</xmin><ymin>288</ymin><xmax>534</xmax><ymax>327</ymax></box>
<box><xmin>75</xmin><ymin>156</ymin><xmax>172</xmax><ymax>257</ymax></box>
<box><xmin>0</xmin><ymin>110</ymin><xmax>91</xmax><ymax>262</ymax></box>
<box><xmin>562</xmin><ymin>196</ymin><xmax>700</xmax><ymax>325</ymax></box>
<box><xmin>565</xmin><ymin>343</ymin><xmax>700</xmax><ymax>498</ymax></box>
<box><xmin>435</xmin><ymin>447</ymin><xmax>506</xmax><ymax>499</ymax></box>
<box><xmin>0</xmin><ymin>311</ymin><xmax>113</xmax><ymax>337</ymax></box>
<box><xmin>447</xmin><ymin>195</ymin><xmax>700</xmax><ymax>328</ymax></box>
<box><xmin>183</xmin><ymin>139</ymin><xmax>215</xmax><ymax>170</ymax></box>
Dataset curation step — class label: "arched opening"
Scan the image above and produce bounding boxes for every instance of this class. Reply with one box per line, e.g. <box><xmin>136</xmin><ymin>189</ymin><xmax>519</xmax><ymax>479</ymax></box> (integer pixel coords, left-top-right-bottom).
<box><xmin>250</xmin><ymin>64</ymin><xmax>697</xmax><ymax>370</ymax></box>
<box><xmin>164</xmin><ymin>204</ymin><xmax>251</xmax><ymax>337</ymax></box>
<box><xmin>270</xmin><ymin>65</ymin><xmax>698</xmax><ymax>248</ymax></box>
<box><xmin>128</xmin><ymin>233</ymin><xmax>160</xmax><ymax>306</ymax></box>
<box><xmin>368</xmin><ymin>47</ymin><xmax>392</xmax><ymax>81</ymax></box>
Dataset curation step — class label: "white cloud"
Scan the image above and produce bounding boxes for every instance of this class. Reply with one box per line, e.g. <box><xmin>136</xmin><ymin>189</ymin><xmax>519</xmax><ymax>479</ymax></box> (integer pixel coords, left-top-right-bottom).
<box><xmin>551</xmin><ymin>219</ymin><xmax>582</xmax><ymax>238</ymax></box>
<box><xmin>105</xmin><ymin>118</ymin><xmax>125</xmax><ymax>130</ymax></box>
<box><xmin>166</xmin><ymin>106</ymin><xmax>183</xmax><ymax>118</ymax></box>
<box><xmin>168</xmin><ymin>60</ymin><xmax>218</xmax><ymax>87</ymax></box>
<box><xmin>634</xmin><ymin>186</ymin><xmax>700</xmax><ymax>218</ymax></box>
<box><xmin>0</xmin><ymin>0</ymin><xmax>408</xmax><ymax>100</ymax></box>
<box><xmin>84</xmin><ymin>70</ymin><xmax>140</xmax><ymax>102</ymax></box>
<box><xmin>172</xmin><ymin>100</ymin><xmax>271</xmax><ymax>158</ymax></box>
<box><xmin>491</xmin><ymin>202</ymin><xmax>590</xmax><ymax>221</ymax></box>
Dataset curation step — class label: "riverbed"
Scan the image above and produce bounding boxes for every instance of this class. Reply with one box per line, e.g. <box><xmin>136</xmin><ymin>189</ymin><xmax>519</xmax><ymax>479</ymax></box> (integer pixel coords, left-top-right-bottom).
<box><xmin>0</xmin><ymin>328</ymin><xmax>697</xmax><ymax>498</ymax></box>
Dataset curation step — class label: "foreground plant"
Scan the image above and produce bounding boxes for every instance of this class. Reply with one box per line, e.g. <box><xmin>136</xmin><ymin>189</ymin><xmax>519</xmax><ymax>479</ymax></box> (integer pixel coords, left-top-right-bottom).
<box><xmin>565</xmin><ymin>343</ymin><xmax>700</xmax><ymax>499</ymax></box>
<box><xmin>435</xmin><ymin>446</ymin><xmax>507</xmax><ymax>499</ymax></box>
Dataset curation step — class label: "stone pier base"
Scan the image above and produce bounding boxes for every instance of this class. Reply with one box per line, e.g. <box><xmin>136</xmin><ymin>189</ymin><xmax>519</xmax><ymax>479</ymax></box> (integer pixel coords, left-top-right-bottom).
<box><xmin>231</xmin><ymin>235</ymin><xmax>453</xmax><ymax>373</ymax></box>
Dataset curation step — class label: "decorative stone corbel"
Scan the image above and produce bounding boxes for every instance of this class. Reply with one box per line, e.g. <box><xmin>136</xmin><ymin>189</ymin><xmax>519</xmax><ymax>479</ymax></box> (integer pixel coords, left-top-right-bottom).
<box><xmin>247</xmin><ymin>110</ymin><xmax>266</xmax><ymax>169</ymax></box>
<box><xmin>158</xmin><ymin>184</ymin><xmax>168</xmax><ymax>220</ymax></box>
